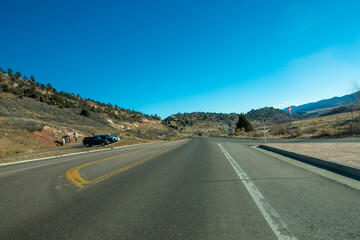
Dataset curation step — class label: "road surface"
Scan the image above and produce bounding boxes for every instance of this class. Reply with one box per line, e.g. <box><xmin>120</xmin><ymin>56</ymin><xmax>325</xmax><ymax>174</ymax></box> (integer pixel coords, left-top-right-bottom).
<box><xmin>0</xmin><ymin>137</ymin><xmax>359</xmax><ymax>239</ymax></box>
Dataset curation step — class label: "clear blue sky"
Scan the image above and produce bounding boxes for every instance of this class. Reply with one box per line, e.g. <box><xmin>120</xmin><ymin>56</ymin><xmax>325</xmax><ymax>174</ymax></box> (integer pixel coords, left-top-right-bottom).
<box><xmin>1</xmin><ymin>0</ymin><xmax>360</xmax><ymax>118</ymax></box>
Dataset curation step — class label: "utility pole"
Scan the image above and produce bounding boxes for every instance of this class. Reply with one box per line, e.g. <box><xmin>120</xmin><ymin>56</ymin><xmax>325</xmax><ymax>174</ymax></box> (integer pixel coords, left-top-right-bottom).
<box><xmin>288</xmin><ymin>106</ymin><xmax>293</xmax><ymax>135</ymax></box>
<box><xmin>263</xmin><ymin>124</ymin><xmax>266</xmax><ymax>144</ymax></box>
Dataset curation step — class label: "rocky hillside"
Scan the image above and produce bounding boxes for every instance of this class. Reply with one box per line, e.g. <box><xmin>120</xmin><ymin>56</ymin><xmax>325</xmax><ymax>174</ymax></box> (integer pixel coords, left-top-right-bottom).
<box><xmin>247</xmin><ymin>107</ymin><xmax>302</xmax><ymax>126</ymax></box>
<box><xmin>0</xmin><ymin>68</ymin><xmax>177</xmax><ymax>158</ymax></box>
<box><xmin>163</xmin><ymin>107</ymin><xmax>302</xmax><ymax>136</ymax></box>
<box><xmin>164</xmin><ymin>112</ymin><xmax>239</xmax><ymax>136</ymax></box>
<box><xmin>0</xmin><ymin>69</ymin><xmax>160</xmax><ymax>122</ymax></box>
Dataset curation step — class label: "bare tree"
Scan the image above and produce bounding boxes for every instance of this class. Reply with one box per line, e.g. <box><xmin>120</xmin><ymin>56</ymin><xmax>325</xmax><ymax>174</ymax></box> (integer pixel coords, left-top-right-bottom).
<box><xmin>349</xmin><ymin>79</ymin><xmax>360</xmax><ymax>120</ymax></box>
<box><xmin>350</xmin><ymin>79</ymin><xmax>360</xmax><ymax>105</ymax></box>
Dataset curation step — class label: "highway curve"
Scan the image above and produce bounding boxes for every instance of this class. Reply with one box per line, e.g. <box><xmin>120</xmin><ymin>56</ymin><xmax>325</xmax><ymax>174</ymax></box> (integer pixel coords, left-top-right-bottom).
<box><xmin>0</xmin><ymin>137</ymin><xmax>359</xmax><ymax>239</ymax></box>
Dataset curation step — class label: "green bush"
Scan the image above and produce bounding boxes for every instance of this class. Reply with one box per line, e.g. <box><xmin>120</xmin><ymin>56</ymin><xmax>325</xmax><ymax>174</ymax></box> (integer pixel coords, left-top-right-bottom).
<box><xmin>2</xmin><ymin>84</ymin><xmax>10</xmax><ymax>92</ymax></box>
<box><xmin>80</xmin><ymin>108</ymin><xmax>90</xmax><ymax>117</ymax></box>
<box><xmin>236</xmin><ymin>114</ymin><xmax>254</xmax><ymax>132</ymax></box>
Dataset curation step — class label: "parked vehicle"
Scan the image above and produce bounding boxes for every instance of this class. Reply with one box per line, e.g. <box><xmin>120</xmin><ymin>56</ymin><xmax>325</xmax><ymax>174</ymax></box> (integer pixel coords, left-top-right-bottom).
<box><xmin>83</xmin><ymin>136</ymin><xmax>109</xmax><ymax>147</ymax></box>
<box><xmin>94</xmin><ymin>134</ymin><xmax>116</xmax><ymax>143</ymax></box>
<box><xmin>108</xmin><ymin>135</ymin><xmax>120</xmax><ymax>142</ymax></box>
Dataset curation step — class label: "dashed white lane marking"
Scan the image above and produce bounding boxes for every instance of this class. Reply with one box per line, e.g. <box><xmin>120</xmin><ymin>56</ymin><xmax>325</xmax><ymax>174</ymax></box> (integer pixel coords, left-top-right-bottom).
<box><xmin>218</xmin><ymin>143</ymin><xmax>297</xmax><ymax>240</ymax></box>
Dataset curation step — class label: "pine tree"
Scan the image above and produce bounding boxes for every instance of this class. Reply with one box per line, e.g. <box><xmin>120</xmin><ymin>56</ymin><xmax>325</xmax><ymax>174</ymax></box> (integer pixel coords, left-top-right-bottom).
<box><xmin>236</xmin><ymin>114</ymin><xmax>254</xmax><ymax>132</ymax></box>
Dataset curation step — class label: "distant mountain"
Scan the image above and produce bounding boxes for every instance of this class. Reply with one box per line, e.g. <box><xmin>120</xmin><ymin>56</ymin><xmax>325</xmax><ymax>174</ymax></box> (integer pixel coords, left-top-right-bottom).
<box><xmin>283</xmin><ymin>93</ymin><xmax>357</xmax><ymax>118</ymax></box>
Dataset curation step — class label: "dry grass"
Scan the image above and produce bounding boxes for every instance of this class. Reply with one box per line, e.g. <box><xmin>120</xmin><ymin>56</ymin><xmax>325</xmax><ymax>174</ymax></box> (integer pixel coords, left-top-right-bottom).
<box><xmin>267</xmin><ymin>143</ymin><xmax>360</xmax><ymax>168</ymax></box>
<box><xmin>0</xmin><ymin>129</ymin><xmax>55</xmax><ymax>158</ymax></box>
<box><xmin>0</xmin><ymin>92</ymin><xmax>174</xmax><ymax>159</ymax></box>
<box><xmin>264</xmin><ymin>111</ymin><xmax>360</xmax><ymax>139</ymax></box>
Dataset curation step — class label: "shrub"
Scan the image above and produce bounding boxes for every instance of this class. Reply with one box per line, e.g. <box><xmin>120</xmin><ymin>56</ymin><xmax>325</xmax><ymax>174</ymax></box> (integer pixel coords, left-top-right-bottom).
<box><xmin>302</xmin><ymin>126</ymin><xmax>317</xmax><ymax>135</ymax></box>
<box><xmin>24</xmin><ymin>86</ymin><xmax>40</xmax><ymax>99</ymax></box>
<box><xmin>346</xmin><ymin>122</ymin><xmax>360</xmax><ymax>135</ymax></box>
<box><xmin>2</xmin><ymin>84</ymin><xmax>10</xmax><ymax>92</ymax></box>
<box><xmin>64</xmin><ymin>100</ymin><xmax>75</xmax><ymax>108</ymax></box>
<box><xmin>291</xmin><ymin>128</ymin><xmax>303</xmax><ymax>137</ymax></box>
<box><xmin>51</xmin><ymin>94</ymin><xmax>64</xmax><ymax>105</ymax></box>
<box><xmin>270</xmin><ymin>124</ymin><xmax>290</xmax><ymax>135</ymax></box>
<box><xmin>317</xmin><ymin>127</ymin><xmax>339</xmax><ymax>137</ymax></box>
<box><xmin>80</xmin><ymin>108</ymin><xmax>90</xmax><ymax>117</ymax></box>
<box><xmin>236</xmin><ymin>114</ymin><xmax>254</xmax><ymax>132</ymax></box>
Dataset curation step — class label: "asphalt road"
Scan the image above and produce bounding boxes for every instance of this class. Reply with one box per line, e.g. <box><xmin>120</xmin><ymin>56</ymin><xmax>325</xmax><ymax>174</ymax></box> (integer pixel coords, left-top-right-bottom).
<box><xmin>0</xmin><ymin>137</ymin><xmax>359</xmax><ymax>239</ymax></box>
<box><xmin>2</xmin><ymin>137</ymin><xmax>359</xmax><ymax>163</ymax></box>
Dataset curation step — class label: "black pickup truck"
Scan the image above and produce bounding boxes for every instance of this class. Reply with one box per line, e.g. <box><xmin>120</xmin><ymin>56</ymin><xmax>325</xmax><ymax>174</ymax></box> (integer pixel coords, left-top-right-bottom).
<box><xmin>83</xmin><ymin>136</ymin><xmax>109</xmax><ymax>147</ymax></box>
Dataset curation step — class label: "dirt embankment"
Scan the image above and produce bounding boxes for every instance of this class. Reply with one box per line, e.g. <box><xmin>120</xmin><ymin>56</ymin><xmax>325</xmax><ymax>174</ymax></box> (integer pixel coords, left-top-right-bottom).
<box><xmin>267</xmin><ymin>143</ymin><xmax>360</xmax><ymax>168</ymax></box>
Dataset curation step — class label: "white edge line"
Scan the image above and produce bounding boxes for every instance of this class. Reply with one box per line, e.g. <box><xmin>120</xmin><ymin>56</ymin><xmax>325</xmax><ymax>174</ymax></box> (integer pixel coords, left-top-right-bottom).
<box><xmin>0</xmin><ymin>142</ymin><xmax>155</xmax><ymax>167</ymax></box>
<box><xmin>0</xmin><ymin>155</ymin><xmax>88</xmax><ymax>176</ymax></box>
<box><xmin>217</xmin><ymin>143</ymin><xmax>297</xmax><ymax>240</ymax></box>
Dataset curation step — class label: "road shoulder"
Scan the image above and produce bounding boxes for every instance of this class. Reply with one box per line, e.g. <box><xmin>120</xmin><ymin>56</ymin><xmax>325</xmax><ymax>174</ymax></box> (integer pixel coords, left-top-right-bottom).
<box><xmin>252</xmin><ymin>146</ymin><xmax>360</xmax><ymax>191</ymax></box>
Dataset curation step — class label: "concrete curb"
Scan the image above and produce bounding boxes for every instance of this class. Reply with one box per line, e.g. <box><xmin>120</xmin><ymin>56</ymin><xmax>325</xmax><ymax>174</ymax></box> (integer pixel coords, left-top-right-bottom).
<box><xmin>259</xmin><ymin>145</ymin><xmax>360</xmax><ymax>179</ymax></box>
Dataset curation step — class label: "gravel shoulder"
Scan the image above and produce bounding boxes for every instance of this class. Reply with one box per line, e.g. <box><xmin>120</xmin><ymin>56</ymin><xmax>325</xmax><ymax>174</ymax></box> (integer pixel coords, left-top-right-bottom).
<box><xmin>266</xmin><ymin>143</ymin><xmax>360</xmax><ymax>168</ymax></box>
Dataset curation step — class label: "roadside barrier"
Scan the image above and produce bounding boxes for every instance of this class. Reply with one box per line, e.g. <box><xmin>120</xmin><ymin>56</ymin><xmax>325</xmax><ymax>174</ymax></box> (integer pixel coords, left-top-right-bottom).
<box><xmin>259</xmin><ymin>145</ymin><xmax>360</xmax><ymax>179</ymax></box>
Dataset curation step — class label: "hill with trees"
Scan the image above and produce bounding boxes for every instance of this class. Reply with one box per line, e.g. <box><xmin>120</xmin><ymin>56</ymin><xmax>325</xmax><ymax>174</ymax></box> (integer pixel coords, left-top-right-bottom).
<box><xmin>247</xmin><ymin>107</ymin><xmax>302</xmax><ymax>126</ymax></box>
<box><xmin>164</xmin><ymin>112</ymin><xmax>239</xmax><ymax>136</ymax></box>
<box><xmin>0</xmin><ymin>68</ymin><xmax>177</xmax><ymax>158</ymax></box>
<box><xmin>163</xmin><ymin>107</ymin><xmax>302</xmax><ymax>136</ymax></box>
<box><xmin>0</xmin><ymin>68</ymin><xmax>161</xmax><ymax>122</ymax></box>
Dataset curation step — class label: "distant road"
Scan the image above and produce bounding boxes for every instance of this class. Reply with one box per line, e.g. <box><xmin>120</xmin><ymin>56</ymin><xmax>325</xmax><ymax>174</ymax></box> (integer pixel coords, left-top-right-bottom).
<box><xmin>2</xmin><ymin>137</ymin><xmax>359</xmax><ymax>163</ymax></box>
<box><xmin>0</xmin><ymin>137</ymin><xmax>359</xmax><ymax>239</ymax></box>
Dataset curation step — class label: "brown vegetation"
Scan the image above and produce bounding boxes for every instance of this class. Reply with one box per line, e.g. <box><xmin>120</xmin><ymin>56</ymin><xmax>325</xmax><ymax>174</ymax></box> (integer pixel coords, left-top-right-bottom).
<box><xmin>264</xmin><ymin>111</ymin><xmax>360</xmax><ymax>139</ymax></box>
<box><xmin>0</xmin><ymin>68</ymin><xmax>176</xmax><ymax>159</ymax></box>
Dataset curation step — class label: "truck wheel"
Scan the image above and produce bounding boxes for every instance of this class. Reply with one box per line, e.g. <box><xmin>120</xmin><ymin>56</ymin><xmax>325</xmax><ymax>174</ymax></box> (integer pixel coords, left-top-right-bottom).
<box><xmin>102</xmin><ymin>142</ymin><xmax>106</xmax><ymax>146</ymax></box>
<box><xmin>85</xmin><ymin>143</ymin><xmax>90</xmax><ymax>147</ymax></box>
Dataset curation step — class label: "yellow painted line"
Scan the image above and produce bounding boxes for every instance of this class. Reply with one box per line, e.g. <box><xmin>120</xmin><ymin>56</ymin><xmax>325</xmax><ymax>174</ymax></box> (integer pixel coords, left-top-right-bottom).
<box><xmin>66</xmin><ymin>139</ymin><xmax>190</xmax><ymax>188</ymax></box>
<box><xmin>89</xmin><ymin>140</ymin><xmax>190</xmax><ymax>186</ymax></box>
<box><xmin>66</xmin><ymin>141</ymin><xmax>176</xmax><ymax>188</ymax></box>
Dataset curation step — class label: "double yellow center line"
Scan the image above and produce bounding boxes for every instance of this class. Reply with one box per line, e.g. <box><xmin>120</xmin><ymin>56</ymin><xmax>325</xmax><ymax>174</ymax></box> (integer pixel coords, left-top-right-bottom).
<box><xmin>66</xmin><ymin>139</ymin><xmax>190</xmax><ymax>189</ymax></box>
